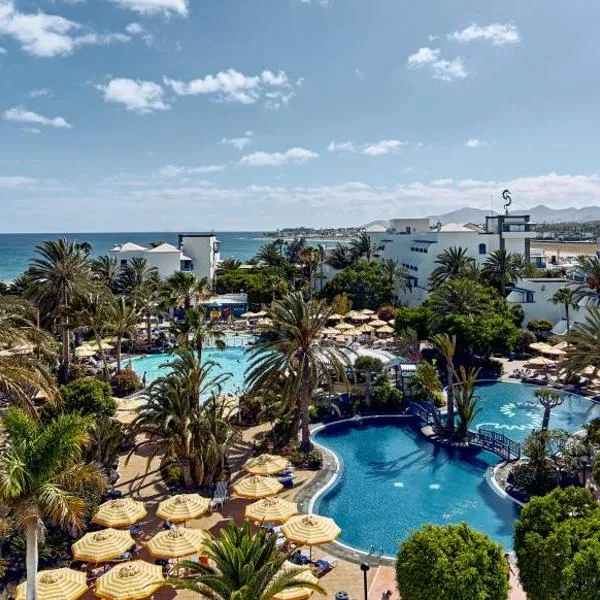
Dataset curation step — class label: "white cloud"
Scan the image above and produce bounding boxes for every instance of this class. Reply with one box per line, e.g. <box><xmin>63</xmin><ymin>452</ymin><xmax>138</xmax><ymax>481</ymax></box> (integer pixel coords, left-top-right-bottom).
<box><xmin>450</xmin><ymin>23</ymin><xmax>521</xmax><ymax>45</ymax></box>
<box><xmin>362</xmin><ymin>140</ymin><xmax>404</xmax><ymax>156</ymax></box>
<box><xmin>126</xmin><ymin>21</ymin><xmax>153</xmax><ymax>44</ymax></box>
<box><xmin>328</xmin><ymin>141</ymin><xmax>356</xmax><ymax>153</ymax></box>
<box><xmin>96</xmin><ymin>78</ymin><xmax>170</xmax><ymax>114</ymax></box>
<box><xmin>29</xmin><ymin>88</ymin><xmax>51</xmax><ymax>97</ymax></box>
<box><xmin>159</xmin><ymin>164</ymin><xmax>225</xmax><ymax>177</ymax></box>
<box><xmin>354</xmin><ymin>68</ymin><xmax>364</xmax><ymax>79</ymax></box>
<box><xmin>240</xmin><ymin>147</ymin><xmax>318</xmax><ymax>167</ymax></box>
<box><xmin>407</xmin><ymin>47</ymin><xmax>440</xmax><ymax>67</ymax></box>
<box><xmin>0</xmin><ymin>45</ymin><xmax>6</xmax><ymax>53</ymax></box>
<box><xmin>0</xmin><ymin>1</ymin><xmax>130</xmax><ymax>57</ymax></box>
<box><xmin>431</xmin><ymin>178</ymin><xmax>454</xmax><ymax>186</ymax></box>
<box><xmin>24</xmin><ymin>127</ymin><xmax>41</xmax><ymax>134</ymax></box>
<box><xmin>109</xmin><ymin>0</ymin><xmax>188</xmax><ymax>17</ymax></box>
<box><xmin>0</xmin><ymin>175</ymin><xmax>39</xmax><ymax>188</ymax></box>
<box><xmin>221</xmin><ymin>133</ymin><xmax>253</xmax><ymax>150</ymax></box>
<box><xmin>164</xmin><ymin>69</ymin><xmax>295</xmax><ymax>107</ymax></box>
<box><xmin>465</xmin><ymin>138</ymin><xmax>484</xmax><ymax>148</ymax></box>
<box><xmin>407</xmin><ymin>47</ymin><xmax>467</xmax><ymax>81</ymax></box>
<box><xmin>3</xmin><ymin>106</ymin><xmax>72</xmax><ymax>128</ymax></box>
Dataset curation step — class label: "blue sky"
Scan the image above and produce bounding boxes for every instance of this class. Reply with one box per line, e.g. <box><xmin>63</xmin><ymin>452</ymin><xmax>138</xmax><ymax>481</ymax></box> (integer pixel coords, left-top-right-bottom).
<box><xmin>2</xmin><ymin>0</ymin><xmax>600</xmax><ymax>232</ymax></box>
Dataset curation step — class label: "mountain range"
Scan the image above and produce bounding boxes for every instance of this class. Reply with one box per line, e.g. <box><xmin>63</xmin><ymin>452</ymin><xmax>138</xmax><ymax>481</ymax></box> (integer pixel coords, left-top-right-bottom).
<box><xmin>364</xmin><ymin>205</ymin><xmax>600</xmax><ymax>228</ymax></box>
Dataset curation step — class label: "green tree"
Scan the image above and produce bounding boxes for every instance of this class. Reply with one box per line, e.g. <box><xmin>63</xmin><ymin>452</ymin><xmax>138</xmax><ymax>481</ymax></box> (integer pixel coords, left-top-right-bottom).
<box><xmin>430</xmin><ymin>278</ymin><xmax>487</xmax><ymax>321</ymax></box>
<box><xmin>550</xmin><ymin>287</ymin><xmax>579</xmax><ymax>337</ymax></box>
<box><xmin>396</xmin><ymin>523</ymin><xmax>509</xmax><ymax>600</ymax></box>
<box><xmin>0</xmin><ymin>408</ymin><xmax>106</xmax><ymax>600</ymax></box>
<box><xmin>482</xmin><ymin>249</ymin><xmax>524</xmax><ymax>297</ymax></box>
<box><xmin>514</xmin><ymin>486</ymin><xmax>600</xmax><ymax>600</ymax></box>
<box><xmin>381</xmin><ymin>258</ymin><xmax>411</xmax><ymax>301</ymax></box>
<box><xmin>349</xmin><ymin>231</ymin><xmax>376</xmax><ymax>261</ymax></box>
<box><xmin>256</xmin><ymin>242</ymin><xmax>286</xmax><ymax>268</ymax></box>
<box><xmin>60</xmin><ymin>377</ymin><xmax>117</xmax><ymax>417</ymax></box>
<box><xmin>535</xmin><ymin>388</ymin><xmax>564</xmax><ymax>431</ymax></box>
<box><xmin>572</xmin><ymin>255</ymin><xmax>600</xmax><ymax>305</ymax></box>
<box><xmin>325</xmin><ymin>243</ymin><xmax>355</xmax><ymax>270</ymax></box>
<box><xmin>168</xmin><ymin>521</ymin><xmax>324</xmax><ymax>600</ymax></box>
<box><xmin>26</xmin><ymin>237</ymin><xmax>94</xmax><ymax>383</ymax></box>
<box><xmin>394</xmin><ymin>304</ymin><xmax>432</xmax><ymax>340</ymax></box>
<box><xmin>105</xmin><ymin>296</ymin><xmax>140</xmax><ymax>371</ymax></box>
<box><xmin>320</xmin><ymin>261</ymin><xmax>395</xmax><ymax>309</ymax></box>
<box><xmin>246</xmin><ymin>292</ymin><xmax>352</xmax><ymax>450</ymax></box>
<box><xmin>299</xmin><ymin>247</ymin><xmax>320</xmax><ymax>298</ymax></box>
<box><xmin>408</xmin><ymin>361</ymin><xmax>442</xmax><ymax>403</ymax></box>
<box><xmin>218</xmin><ymin>258</ymin><xmax>242</xmax><ymax>272</ymax></box>
<box><xmin>429</xmin><ymin>246</ymin><xmax>474</xmax><ymax>290</ymax></box>
<box><xmin>431</xmin><ymin>333</ymin><xmax>456</xmax><ymax>436</ymax></box>
<box><xmin>165</xmin><ymin>271</ymin><xmax>210</xmax><ymax>310</ymax></box>
<box><xmin>559</xmin><ymin>308</ymin><xmax>600</xmax><ymax>380</ymax></box>
<box><xmin>91</xmin><ymin>255</ymin><xmax>121</xmax><ymax>293</ymax></box>
<box><xmin>453</xmin><ymin>366</ymin><xmax>481</xmax><ymax>442</ymax></box>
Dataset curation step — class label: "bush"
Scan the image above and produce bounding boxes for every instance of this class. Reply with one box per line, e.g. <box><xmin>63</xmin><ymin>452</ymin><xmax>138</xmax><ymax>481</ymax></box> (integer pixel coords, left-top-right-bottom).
<box><xmin>476</xmin><ymin>357</ymin><xmax>504</xmax><ymax>379</ymax></box>
<box><xmin>432</xmin><ymin>390</ymin><xmax>446</xmax><ymax>407</ymax></box>
<box><xmin>377</xmin><ymin>305</ymin><xmax>396</xmax><ymax>322</ymax></box>
<box><xmin>60</xmin><ymin>377</ymin><xmax>116</xmax><ymax>417</ymax></box>
<box><xmin>396</xmin><ymin>523</ymin><xmax>509</xmax><ymax>600</ymax></box>
<box><xmin>515</xmin><ymin>329</ymin><xmax>537</xmax><ymax>355</ymax></box>
<box><xmin>306</xmin><ymin>449</ymin><xmax>323</xmax><ymax>470</ymax></box>
<box><xmin>395</xmin><ymin>304</ymin><xmax>431</xmax><ymax>340</ymax></box>
<box><xmin>510</xmin><ymin>462</ymin><xmax>557</xmax><ymax>495</ymax></box>
<box><xmin>515</xmin><ymin>487</ymin><xmax>600</xmax><ymax>600</ymax></box>
<box><xmin>372</xmin><ymin>385</ymin><xmax>404</xmax><ymax>409</ymax></box>
<box><xmin>110</xmin><ymin>368</ymin><xmax>142</xmax><ymax>397</ymax></box>
<box><xmin>527</xmin><ymin>319</ymin><xmax>553</xmax><ymax>334</ymax></box>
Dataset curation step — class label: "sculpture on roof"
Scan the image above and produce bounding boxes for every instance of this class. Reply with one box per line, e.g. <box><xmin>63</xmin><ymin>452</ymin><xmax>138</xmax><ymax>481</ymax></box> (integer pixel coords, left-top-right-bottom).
<box><xmin>502</xmin><ymin>189</ymin><xmax>512</xmax><ymax>216</ymax></box>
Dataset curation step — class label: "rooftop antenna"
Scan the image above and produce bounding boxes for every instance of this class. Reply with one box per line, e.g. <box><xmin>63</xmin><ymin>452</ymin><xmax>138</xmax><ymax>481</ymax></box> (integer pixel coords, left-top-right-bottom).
<box><xmin>502</xmin><ymin>189</ymin><xmax>512</xmax><ymax>216</ymax></box>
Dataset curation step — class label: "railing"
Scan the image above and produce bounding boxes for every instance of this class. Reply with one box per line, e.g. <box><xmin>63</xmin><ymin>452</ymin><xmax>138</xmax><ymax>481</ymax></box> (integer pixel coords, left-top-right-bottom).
<box><xmin>467</xmin><ymin>428</ymin><xmax>521</xmax><ymax>461</ymax></box>
<box><xmin>407</xmin><ymin>401</ymin><xmax>440</xmax><ymax>426</ymax></box>
<box><xmin>502</xmin><ymin>223</ymin><xmax>536</xmax><ymax>233</ymax></box>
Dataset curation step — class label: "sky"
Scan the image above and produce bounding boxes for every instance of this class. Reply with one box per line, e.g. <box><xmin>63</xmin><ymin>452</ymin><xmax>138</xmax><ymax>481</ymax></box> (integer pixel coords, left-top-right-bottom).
<box><xmin>2</xmin><ymin>0</ymin><xmax>600</xmax><ymax>232</ymax></box>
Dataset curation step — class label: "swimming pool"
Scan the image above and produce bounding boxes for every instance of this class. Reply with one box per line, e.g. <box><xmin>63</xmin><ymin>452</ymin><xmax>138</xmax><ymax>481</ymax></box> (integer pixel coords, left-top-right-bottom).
<box><xmin>312</xmin><ymin>382</ymin><xmax>600</xmax><ymax>555</ymax></box>
<box><xmin>130</xmin><ymin>345</ymin><xmax>249</xmax><ymax>396</ymax></box>
<box><xmin>313</xmin><ymin>418</ymin><xmax>519</xmax><ymax>554</ymax></box>
<box><xmin>472</xmin><ymin>381</ymin><xmax>600</xmax><ymax>443</ymax></box>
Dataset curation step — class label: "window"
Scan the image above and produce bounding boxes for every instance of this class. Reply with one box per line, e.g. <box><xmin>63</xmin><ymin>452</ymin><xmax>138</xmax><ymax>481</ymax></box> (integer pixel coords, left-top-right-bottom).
<box><xmin>478</xmin><ymin>243</ymin><xmax>486</xmax><ymax>255</ymax></box>
<box><xmin>120</xmin><ymin>259</ymin><xmax>127</xmax><ymax>267</ymax></box>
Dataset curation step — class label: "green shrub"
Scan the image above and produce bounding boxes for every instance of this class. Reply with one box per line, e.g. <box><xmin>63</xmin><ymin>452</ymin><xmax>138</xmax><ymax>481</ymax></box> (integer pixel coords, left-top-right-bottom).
<box><xmin>477</xmin><ymin>357</ymin><xmax>504</xmax><ymax>379</ymax></box>
<box><xmin>110</xmin><ymin>368</ymin><xmax>142</xmax><ymax>397</ymax></box>
<box><xmin>60</xmin><ymin>377</ymin><xmax>116</xmax><ymax>417</ymax></box>
<box><xmin>432</xmin><ymin>390</ymin><xmax>446</xmax><ymax>407</ymax></box>
<box><xmin>396</xmin><ymin>523</ymin><xmax>509</xmax><ymax>600</ymax></box>
<box><xmin>527</xmin><ymin>319</ymin><xmax>553</xmax><ymax>333</ymax></box>
<box><xmin>372</xmin><ymin>385</ymin><xmax>404</xmax><ymax>409</ymax></box>
<box><xmin>511</xmin><ymin>462</ymin><xmax>557</xmax><ymax>495</ymax></box>
<box><xmin>306</xmin><ymin>449</ymin><xmax>323</xmax><ymax>470</ymax></box>
<box><xmin>515</xmin><ymin>329</ymin><xmax>537</xmax><ymax>354</ymax></box>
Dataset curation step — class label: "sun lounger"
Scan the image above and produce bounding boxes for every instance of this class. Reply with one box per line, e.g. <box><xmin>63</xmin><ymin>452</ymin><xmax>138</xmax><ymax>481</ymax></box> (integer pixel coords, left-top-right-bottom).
<box><xmin>211</xmin><ymin>481</ymin><xmax>229</xmax><ymax>510</ymax></box>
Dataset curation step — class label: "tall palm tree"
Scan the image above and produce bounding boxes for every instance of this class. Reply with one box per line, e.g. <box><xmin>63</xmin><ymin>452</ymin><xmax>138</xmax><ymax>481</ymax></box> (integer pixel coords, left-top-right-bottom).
<box><xmin>299</xmin><ymin>247</ymin><xmax>319</xmax><ymax>298</ymax></box>
<box><xmin>170</xmin><ymin>307</ymin><xmax>226</xmax><ymax>367</ymax></box>
<box><xmin>431</xmin><ymin>333</ymin><xmax>457</xmax><ymax>437</ymax></box>
<box><xmin>572</xmin><ymin>255</ymin><xmax>600</xmax><ymax>305</ymax></box>
<box><xmin>550</xmin><ymin>287</ymin><xmax>579</xmax><ymax>337</ymax></box>
<box><xmin>256</xmin><ymin>242</ymin><xmax>285</xmax><ymax>268</ymax></box>
<box><xmin>246</xmin><ymin>292</ymin><xmax>352</xmax><ymax>450</ymax></box>
<box><xmin>429</xmin><ymin>279</ymin><xmax>486</xmax><ymax>321</ymax></box>
<box><xmin>284</xmin><ymin>237</ymin><xmax>307</xmax><ymax>264</ymax></box>
<box><xmin>26</xmin><ymin>237</ymin><xmax>94</xmax><ymax>383</ymax></box>
<box><xmin>559</xmin><ymin>308</ymin><xmax>600</xmax><ymax>379</ymax></box>
<box><xmin>105</xmin><ymin>296</ymin><xmax>140</xmax><ymax>371</ymax></box>
<box><xmin>0</xmin><ymin>296</ymin><xmax>57</xmax><ymax>412</ymax></box>
<box><xmin>168</xmin><ymin>521</ymin><xmax>324</xmax><ymax>600</ymax></box>
<box><xmin>218</xmin><ymin>258</ymin><xmax>242</xmax><ymax>272</ymax></box>
<box><xmin>315</xmin><ymin>244</ymin><xmax>327</xmax><ymax>293</ymax></box>
<box><xmin>166</xmin><ymin>271</ymin><xmax>210</xmax><ymax>310</ymax></box>
<box><xmin>534</xmin><ymin>388</ymin><xmax>564</xmax><ymax>432</ymax></box>
<box><xmin>481</xmin><ymin>249</ymin><xmax>524</xmax><ymax>297</ymax></box>
<box><xmin>429</xmin><ymin>247</ymin><xmax>474</xmax><ymax>290</ymax></box>
<box><xmin>325</xmin><ymin>243</ymin><xmax>354</xmax><ymax>270</ymax></box>
<box><xmin>381</xmin><ymin>258</ymin><xmax>411</xmax><ymax>300</ymax></box>
<box><xmin>118</xmin><ymin>257</ymin><xmax>160</xmax><ymax>300</ymax></box>
<box><xmin>0</xmin><ymin>408</ymin><xmax>106</xmax><ymax>600</ymax></box>
<box><xmin>91</xmin><ymin>255</ymin><xmax>121</xmax><ymax>293</ymax></box>
<box><xmin>77</xmin><ymin>287</ymin><xmax>112</xmax><ymax>379</ymax></box>
<box><xmin>350</xmin><ymin>231</ymin><xmax>376</xmax><ymax>261</ymax></box>
<box><xmin>453</xmin><ymin>366</ymin><xmax>481</xmax><ymax>443</ymax></box>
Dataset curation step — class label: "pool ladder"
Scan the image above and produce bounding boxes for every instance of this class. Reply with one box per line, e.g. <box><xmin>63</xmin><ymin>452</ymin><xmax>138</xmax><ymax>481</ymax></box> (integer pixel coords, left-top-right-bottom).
<box><xmin>366</xmin><ymin>545</ymin><xmax>384</xmax><ymax>563</ymax></box>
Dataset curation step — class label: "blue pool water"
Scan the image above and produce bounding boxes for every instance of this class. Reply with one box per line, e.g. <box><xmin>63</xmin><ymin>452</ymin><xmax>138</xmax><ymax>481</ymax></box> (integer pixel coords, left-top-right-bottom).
<box><xmin>130</xmin><ymin>345</ymin><xmax>249</xmax><ymax>396</ymax></box>
<box><xmin>314</xmin><ymin>419</ymin><xmax>519</xmax><ymax>553</ymax></box>
<box><xmin>472</xmin><ymin>381</ymin><xmax>600</xmax><ymax>443</ymax></box>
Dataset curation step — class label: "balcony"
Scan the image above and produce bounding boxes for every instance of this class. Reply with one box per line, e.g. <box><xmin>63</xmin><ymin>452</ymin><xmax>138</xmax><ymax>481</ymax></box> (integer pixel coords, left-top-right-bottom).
<box><xmin>502</xmin><ymin>223</ymin><xmax>537</xmax><ymax>238</ymax></box>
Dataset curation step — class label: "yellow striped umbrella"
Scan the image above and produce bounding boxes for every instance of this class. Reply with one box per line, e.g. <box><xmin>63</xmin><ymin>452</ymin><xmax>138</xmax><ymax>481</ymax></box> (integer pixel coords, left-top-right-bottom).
<box><xmin>95</xmin><ymin>561</ymin><xmax>164</xmax><ymax>600</ymax></box>
<box><xmin>93</xmin><ymin>498</ymin><xmax>147</xmax><ymax>528</ymax></box>
<box><xmin>146</xmin><ymin>527</ymin><xmax>211</xmax><ymax>559</ymax></box>
<box><xmin>233</xmin><ymin>475</ymin><xmax>283</xmax><ymax>499</ymax></box>
<box><xmin>368</xmin><ymin>319</ymin><xmax>387</xmax><ymax>328</ymax></box>
<box><xmin>15</xmin><ymin>568</ymin><xmax>87</xmax><ymax>600</ymax></box>
<box><xmin>272</xmin><ymin>561</ymin><xmax>320</xmax><ymax>600</ymax></box>
<box><xmin>156</xmin><ymin>494</ymin><xmax>211</xmax><ymax>523</ymax></box>
<box><xmin>71</xmin><ymin>528</ymin><xmax>134</xmax><ymax>563</ymax></box>
<box><xmin>334</xmin><ymin>322</ymin><xmax>353</xmax><ymax>331</ymax></box>
<box><xmin>281</xmin><ymin>514</ymin><xmax>341</xmax><ymax>547</ymax></box>
<box><xmin>244</xmin><ymin>454</ymin><xmax>289</xmax><ymax>476</ymax></box>
<box><xmin>245</xmin><ymin>497</ymin><xmax>298</xmax><ymax>524</ymax></box>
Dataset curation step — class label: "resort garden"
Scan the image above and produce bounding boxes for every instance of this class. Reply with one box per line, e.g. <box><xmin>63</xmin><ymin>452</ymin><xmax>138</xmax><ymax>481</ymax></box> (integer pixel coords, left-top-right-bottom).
<box><xmin>3</xmin><ymin>236</ymin><xmax>600</xmax><ymax>599</ymax></box>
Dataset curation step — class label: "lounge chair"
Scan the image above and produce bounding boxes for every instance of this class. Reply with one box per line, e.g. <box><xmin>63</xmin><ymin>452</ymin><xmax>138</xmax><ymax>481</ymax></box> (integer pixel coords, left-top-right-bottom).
<box><xmin>211</xmin><ymin>481</ymin><xmax>229</xmax><ymax>510</ymax></box>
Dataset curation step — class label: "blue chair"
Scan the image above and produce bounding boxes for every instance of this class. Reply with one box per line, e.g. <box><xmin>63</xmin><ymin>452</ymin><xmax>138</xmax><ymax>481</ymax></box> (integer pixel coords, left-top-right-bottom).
<box><xmin>163</xmin><ymin>520</ymin><xmax>173</xmax><ymax>530</ymax></box>
<box><xmin>130</xmin><ymin>525</ymin><xmax>142</xmax><ymax>536</ymax></box>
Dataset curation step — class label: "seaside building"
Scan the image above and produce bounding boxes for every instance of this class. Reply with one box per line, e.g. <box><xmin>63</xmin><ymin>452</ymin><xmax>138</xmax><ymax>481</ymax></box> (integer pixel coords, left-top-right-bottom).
<box><xmin>368</xmin><ymin>214</ymin><xmax>538</xmax><ymax>304</ymax></box>
<box><xmin>110</xmin><ymin>234</ymin><xmax>220</xmax><ymax>285</ymax></box>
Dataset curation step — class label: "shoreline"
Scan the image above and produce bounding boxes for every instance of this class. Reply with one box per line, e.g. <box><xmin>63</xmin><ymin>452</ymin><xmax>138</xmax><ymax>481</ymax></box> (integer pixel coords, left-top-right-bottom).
<box><xmin>256</xmin><ymin>236</ymin><xmax>352</xmax><ymax>243</ymax></box>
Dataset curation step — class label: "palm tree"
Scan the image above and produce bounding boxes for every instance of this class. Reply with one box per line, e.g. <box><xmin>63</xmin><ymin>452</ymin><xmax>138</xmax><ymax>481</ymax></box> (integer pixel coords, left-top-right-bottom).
<box><xmin>0</xmin><ymin>296</ymin><xmax>57</xmax><ymax>412</ymax></box>
<box><xmin>481</xmin><ymin>249</ymin><xmax>524</xmax><ymax>297</ymax></box>
<box><xmin>218</xmin><ymin>258</ymin><xmax>242</xmax><ymax>272</ymax></box>
<box><xmin>381</xmin><ymin>258</ymin><xmax>411</xmax><ymax>300</ymax></box>
<box><xmin>26</xmin><ymin>237</ymin><xmax>94</xmax><ymax>383</ymax></box>
<box><xmin>256</xmin><ymin>242</ymin><xmax>285</xmax><ymax>267</ymax></box>
<box><xmin>166</xmin><ymin>271</ymin><xmax>210</xmax><ymax>310</ymax></box>
<box><xmin>246</xmin><ymin>292</ymin><xmax>352</xmax><ymax>450</ymax></box>
<box><xmin>105</xmin><ymin>296</ymin><xmax>140</xmax><ymax>371</ymax></box>
<box><xmin>168</xmin><ymin>521</ymin><xmax>324</xmax><ymax>600</ymax></box>
<box><xmin>170</xmin><ymin>307</ymin><xmax>226</xmax><ymax>367</ymax></box>
<box><xmin>284</xmin><ymin>237</ymin><xmax>307</xmax><ymax>264</ymax></box>
<box><xmin>118</xmin><ymin>257</ymin><xmax>160</xmax><ymax>300</ymax></box>
<box><xmin>0</xmin><ymin>408</ymin><xmax>106</xmax><ymax>600</ymax></box>
<box><xmin>550</xmin><ymin>287</ymin><xmax>579</xmax><ymax>337</ymax></box>
<box><xmin>559</xmin><ymin>308</ymin><xmax>600</xmax><ymax>379</ymax></box>
<box><xmin>77</xmin><ymin>287</ymin><xmax>112</xmax><ymax>379</ymax></box>
<box><xmin>429</xmin><ymin>279</ymin><xmax>486</xmax><ymax>321</ymax></box>
<box><xmin>534</xmin><ymin>388</ymin><xmax>564</xmax><ymax>431</ymax></box>
<box><xmin>408</xmin><ymin>361</ymin><xmax>442</xmax><ymax>402</ymax></box>
<box><xmin>299</xmin><ymin>247</ymin><xmax>319</xmax><ymax>298</ymax></box>
<box><xmin>315</xmin><ymin>244</ymin><xmax>327</xmax><ymax>293</ymax></box>
<box><xmin>429</xmin><ymin>246</ymin><xmax>474</xmax><ymax>290</ymax></box>
<box><xmin>350</xmin><ymin>231</ymin><xmax>375</xmax><ymax>261</ymax></box>
<box><xmin>326</xmin><ymin>243</ymin><xmax>354</xmax><ymax>270</ymax></box>
<box><xmin>453</xmin><ymin>366</ymin><xmax>481</xmax><ymax>442</ymax></box>
<box><xmin>91</xmin><ymin>255</ymin><xmax>121</xmax><ymax>293</ymax></box>
<box><xmin>431</xmin><ymin>333</ymin><xmax>457</xmax><ymax>437</ymax></box>
<box><xmin>572</xmin><ymin>256</ymin><xmax>600</xmax><ymax>305</ymax></box>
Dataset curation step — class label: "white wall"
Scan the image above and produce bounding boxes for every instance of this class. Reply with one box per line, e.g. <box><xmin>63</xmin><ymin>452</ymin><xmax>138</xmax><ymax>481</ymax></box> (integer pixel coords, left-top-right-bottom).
<box><xmin>145</xmin><ymin>252</ymin><xmax>181</xmax><ymax>279</ymax></box>
<box><xmin>180</xmin><ymin>236</ymin><xmax>219</xmax><ymax>285</ymax></box>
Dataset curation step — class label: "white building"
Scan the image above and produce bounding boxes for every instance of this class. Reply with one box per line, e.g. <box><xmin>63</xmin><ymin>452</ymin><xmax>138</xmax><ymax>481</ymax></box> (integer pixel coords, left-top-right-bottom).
<box><xmin>369</xmin><ymin>214</ymin><xmax>538</xmax><ymax>305</ymax></box>
<box><xmin>110</xmin><ymin>234</ymin><xmax>220</xmax><ymax>285</ymax></box>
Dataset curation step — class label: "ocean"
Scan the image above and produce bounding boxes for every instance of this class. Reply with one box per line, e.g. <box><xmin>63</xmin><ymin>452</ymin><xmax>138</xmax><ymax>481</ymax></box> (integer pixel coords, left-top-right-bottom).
<box><xmin>0</xmin><ymin>232</ymin><xmax>267</xmax><ymax>282</ymax></box>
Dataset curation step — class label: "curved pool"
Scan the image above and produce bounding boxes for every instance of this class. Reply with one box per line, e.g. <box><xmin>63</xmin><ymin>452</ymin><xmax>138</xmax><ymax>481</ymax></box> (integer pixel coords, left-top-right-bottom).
<box><xmin>312</xmin><ymin>382</ymin><xmax>600</xmax><ymax>555</ymax></box>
